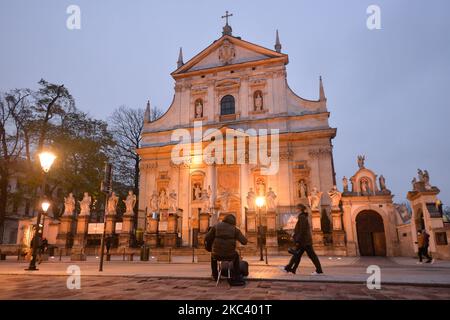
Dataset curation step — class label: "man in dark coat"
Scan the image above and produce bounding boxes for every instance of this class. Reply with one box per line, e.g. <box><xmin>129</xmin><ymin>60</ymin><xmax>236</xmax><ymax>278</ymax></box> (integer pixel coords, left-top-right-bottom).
<box><xmin>284</xmin><ymin>204</ymin><xmax>323</xmax><ymax>275</ymax></box>
<box><xmin>205</xmin><ymin>214</ymin><xmax>248</xmax><ymax>285</ymax></box>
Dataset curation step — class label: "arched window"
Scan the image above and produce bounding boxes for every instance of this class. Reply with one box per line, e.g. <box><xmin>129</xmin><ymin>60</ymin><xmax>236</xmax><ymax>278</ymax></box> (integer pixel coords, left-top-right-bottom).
<box><xmin>220</xmin><ymin>95</ymin><xmax>235</xmax><ymax>115</ymax></box>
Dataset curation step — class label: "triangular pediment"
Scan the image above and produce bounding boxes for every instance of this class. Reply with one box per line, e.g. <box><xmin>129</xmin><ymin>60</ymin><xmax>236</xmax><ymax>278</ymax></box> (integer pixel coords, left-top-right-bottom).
<box><xmin>172</xmin><ymin>35</ymin><xmax>287</xmax><ymax>77</ymax></box>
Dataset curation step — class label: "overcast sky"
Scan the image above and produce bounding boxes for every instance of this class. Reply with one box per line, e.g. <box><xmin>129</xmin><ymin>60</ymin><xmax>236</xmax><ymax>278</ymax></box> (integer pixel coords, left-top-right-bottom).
<box><xmin>1</xmin><ymin>0</ymin><xmax>449</xmax><ymax>204</ymax></box>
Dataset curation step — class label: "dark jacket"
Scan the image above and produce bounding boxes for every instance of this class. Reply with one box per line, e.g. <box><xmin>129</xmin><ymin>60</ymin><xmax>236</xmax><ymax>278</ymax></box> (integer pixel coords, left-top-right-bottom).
<box><xmin>423</xmin><ymin>232</ymin><xmax>430</xmax><ymax>247</ymax></box>
<box><xmin>205</xmin><ymin>214</ymin><xmax>247</xmax><ymax>258</ymax></box>
<box><xmin>293</xmin><ymin>212</ymin><xmax>312</xmax><ymax>246</ymax></box>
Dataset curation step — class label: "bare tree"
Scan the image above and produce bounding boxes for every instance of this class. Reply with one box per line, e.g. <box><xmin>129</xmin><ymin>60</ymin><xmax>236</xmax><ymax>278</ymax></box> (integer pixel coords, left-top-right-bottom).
<box><xmin>0</xmin><ymin>89</ymin><xmax>30</xmax><ymax>242</ymax></box>
<box><xmin>109</xmin><ymin>105</ymin><xmax>163</xmax><ymax>194</ymax></box>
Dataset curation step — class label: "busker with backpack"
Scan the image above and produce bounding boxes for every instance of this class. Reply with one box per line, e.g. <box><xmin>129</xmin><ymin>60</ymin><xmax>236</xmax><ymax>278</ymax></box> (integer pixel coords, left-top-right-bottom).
<box><xmin>283</xmin><ymin>204</ymin><xmax>323</xmax><ymax>275</ymax></box>
<box><xmin>205</xmin><ymin>214</ymin><xmax>248</xmax><ymax>286</ymax></box>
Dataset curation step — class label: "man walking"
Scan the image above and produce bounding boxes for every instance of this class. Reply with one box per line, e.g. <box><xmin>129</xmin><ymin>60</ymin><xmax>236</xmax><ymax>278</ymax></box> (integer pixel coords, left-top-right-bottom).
<box><xmin>205</xmin><ymin>214</ymin><xmax>248</xmax><ymax>286</ymax></box>
<box><xmin>284</xmin><ymin>204</ymin><xmax>323</xmax><ymax>275</ymax></box>
<box><xmin>417</xmin><ymin>229</ymin><xmax>434</xmax><ymax>264</ymax></box>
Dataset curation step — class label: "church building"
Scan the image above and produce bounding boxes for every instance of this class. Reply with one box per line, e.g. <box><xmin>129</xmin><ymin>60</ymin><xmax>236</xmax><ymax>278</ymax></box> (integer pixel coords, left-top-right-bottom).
<box><xmin>134</xmin><ymin>15</ymin><xmax>449</xmax><ymax>259</ymax></box>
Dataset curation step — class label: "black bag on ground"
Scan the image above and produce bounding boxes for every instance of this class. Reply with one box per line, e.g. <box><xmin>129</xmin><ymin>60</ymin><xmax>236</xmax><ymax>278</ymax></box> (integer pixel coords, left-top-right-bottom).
<box><xmin>220</xmin><ymin>259</ymin><xmax>249</xmax><ymax>278</ymax></box>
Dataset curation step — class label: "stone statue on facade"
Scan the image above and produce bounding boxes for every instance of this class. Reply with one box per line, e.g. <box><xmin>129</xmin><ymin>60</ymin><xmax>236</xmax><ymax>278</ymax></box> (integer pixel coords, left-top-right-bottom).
<box><xmin>254</xmin><ymin>92</ymin><xmax>263</xmax><ymax>111</ymax></box>
<box><xmin>150</xmin><ymin>191</ymin><xmax>159</xmax><ymax>212</ymax></box>
<box><xmin>159</xmin><ymin>189</ymin><xmax>168</xmax><ymax>209</ymax></box>
<box><xmin>342</xmin><ymin>176</ymin><xmax>349</xmax><ymax>192</ymax></box>
<box><xmin>123</xmin><ymin>190</ymin><xmax>137</xmax><ymax>215</ymax></box>
<box><xmin>417</xmin><ymin>169</ymin><xmax>425</xmax><ymax>182</ymax></box>
<box><xmin>246</xmin><ymin>188</ymin><xmax>256</xmax><ymax>211</ymax></box>
<box><xmin>298</xmin><ymin>180</ymin><xmax>307</xmax><ymax>198</ymax></box>
<box><xmin>195</xmin><ymin>100</ymin><xmax>203</xmax><ymax>118</ymax></box>
<box><xmin>168</xmin><ymin>190</ymin><xmax>177</xmax><ymax>212</ymax></box>
<box><xmin>379</xmin><ymin>175</ymin><xmax>386</xmax><ymax>191</ymax></box>
<box><xmin>357</xmin><ymin>155</ymin><xmax>365</xmax><ymax>169</ymax></box>
<box><xmin>79</xmin><ymin>192</ymin><xmax>91</xmax><ymax>216</ymax></box>
<box><xmin>423</xmin><ymin>170</ymin><xmax>431</xmax><ymax>189</ymax></box>
<box><xmin>308</xmin><ymin>187</ymin><xmax>323</xmax><ymax>211</ymax></box>
<box><xmin>200</xmin><ymin>188</ymin><xmax>210</xmax><ymax>213</ymax></box>
<box><xmin>328</xmin><ymin>185</ymin><xmax>342</xmax><ymax>208</ymax></box>
<box><xmin>193</xmin><ymin>184</ymin><xmax>202</xmax><ymax>200</ymax></box>
<box><xmin>63</xmin><ymin>193</ymin><xmax>76</xmax><ymax>216</ymax></box>
<box><xmin>361</xmin><ymin>180</ymin><xmax>370</xmax><ymax>195</ymax></box>
<box><xmin>266</xmin><ymin>187</ymin><xmax>277</xmax><ymax>211</ymax></box>
<box><xmin>107</xmin><ymin>192</ymin><xmax>119</xmax><ymax>215</ymax></box>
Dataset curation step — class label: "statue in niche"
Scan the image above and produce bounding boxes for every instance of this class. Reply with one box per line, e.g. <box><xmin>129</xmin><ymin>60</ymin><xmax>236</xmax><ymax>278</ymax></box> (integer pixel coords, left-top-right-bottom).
<box><xmin>246</xmin><ymin>188</ymin><xmax>256</xmax><ymax>211</ymax></box>
<box><xmin>107</xmin><ymin>192</ymin><xmax>119</xmax><ymax>215</ymax></box>
<box><xmin>123</xmin><ymin>190</ymin><xmax>137</xmax><ymax>215</ymax></box>
<box><xmin>79</xmin><ymin>192</ymin><xmax>91</xmax><ymax>216</ymax></box>
<box><xmin>193</xmin><ymin>183</ymin><xmax>202</xmax><ymax>200</ymax></box>
<box><xmin>342</xmin><ymin>176</ymin><xmax>349</xmax><ymax>192</ymax></box>
<box><xmin>308</xmin><ymin>187</ymin><xmax>323</xmax><ymax>211</ymax></box>
<box><xmin>298</xmin><ymin>180</ymin><xmax>307</xmax><ymax>198</ymax></box>
<box><xmin>158</xmin><ymin>189</ymin><xmax>168</xmax><ymax>209</ymax></box>
<box><xmin>254</xmin><ymin>91</ymin><xmax>263</xmax><ymax>111</ymax></box>
<box><xmin>63</xmin><ymin>193</ymin><xmax>76</xmax><ymax>216</ymax></box>
<box><xmin>195</xmin><ymin>99</ymin><xmax>203</xmax><ymax>118</ymax></box>
<box><xmin>150</xmin><ymin>191</ymin><xmax>159</xmax><ymax>212</ymax></box>
<box><xmin>361</xmin><ymin>180</ymin><xmax>370</xmax><ymax>195</ymax></box>
<box><xmin>169</xmin><ymin>190</ymin><xmax>177</xmax><ymax>212</ymax></box>
<box><xmin>266</xmin><ymin>187</ymin><xmax>277</xmax><ymax>211</ymax></box>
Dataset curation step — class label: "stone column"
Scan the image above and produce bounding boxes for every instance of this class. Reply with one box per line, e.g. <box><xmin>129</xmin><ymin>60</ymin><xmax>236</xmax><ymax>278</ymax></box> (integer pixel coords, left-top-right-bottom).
<box><xmin>119</xmin><ymin>214</ymin><xmax>134</xmax><ymax>248</ymax></box>
<box><xmin>265</xmin><ymin>210</ymin><xmax>278</xmax><ymax>253</ymax></box>
<box><xmin>56</xmin><ymin>216</ymin><xmax>75</xmax><ymax>251</ymax></box>
<box><xmin>71</xmin><ymin>215</ymin><xmax>89</xmax><ymax>261</ymax></box>
<box><xmin>246</xmin><ymin>210</ymin><xmax>257</xmax><ymax>250</ymax></box>
<box><xmin>105</xmin><ymin>214</ymin><xmax>116</xmax><ymax>235</ymax></box>
<box><xmin>144</xmin><ymin>216</ymin><xmax>158</xmax><ymax>247</ymax></box>
<box><xmin>331</xmin><ymin>208</ymin><xmax>345</xmax><ymax>247</ymax></box>
<box><xmin>311</xmin><ymin>209</ymin><xmax>324</xmax><ymax>246</ymax></box>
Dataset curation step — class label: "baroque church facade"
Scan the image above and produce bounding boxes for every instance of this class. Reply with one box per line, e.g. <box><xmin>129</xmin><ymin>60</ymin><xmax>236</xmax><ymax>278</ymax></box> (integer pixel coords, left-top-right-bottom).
<box><xmin>134</xmin><ymin>20</ymin><xmax>449</xmax><ymax>258</ymax></box>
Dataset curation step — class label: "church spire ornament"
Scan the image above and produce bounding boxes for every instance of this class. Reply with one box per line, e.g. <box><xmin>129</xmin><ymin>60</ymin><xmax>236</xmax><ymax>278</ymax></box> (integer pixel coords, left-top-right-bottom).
<box><xmin>221</xmin><ymin>11</ymin><xmax>233</xmax><ymax>36</ymax></box>
<box><xmin>275</xmin><ymin>29</ymin><xmax>282</xmax><ymax>53</ymax></box>
<box><xmin>319</xmin><ymin>76</ymin><xmax>327</xmax><ymax>102</ymax></box>
<box><xmin>144</xmin><ymin>100</ymin><xmax>151</xmax><ymax>123</ymax></box>
<box><xmin>177</xmin><ymin>47</ymin><xmax>184</xmax><ymax>69</ymax></box>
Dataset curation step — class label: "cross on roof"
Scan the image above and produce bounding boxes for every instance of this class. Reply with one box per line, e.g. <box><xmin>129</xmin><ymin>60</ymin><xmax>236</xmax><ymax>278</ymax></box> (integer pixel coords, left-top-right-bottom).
<box><xmin>221</xmin><ymin>11</ymin><xmax>233</xmax><ymax>25</ymax></box>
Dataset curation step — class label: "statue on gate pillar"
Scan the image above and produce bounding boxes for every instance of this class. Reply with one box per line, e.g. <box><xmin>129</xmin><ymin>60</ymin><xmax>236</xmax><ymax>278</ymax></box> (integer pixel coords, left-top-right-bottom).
<box><xmin>246</xmin><ymin>188</ymin><xmax>256</xmax><ymax>211</ymax></box>
<box><xmin>79</xmin><ymin>192</ymin><xmax>92</xmax><ymax>216</ymax></box>
<box><xmin>266</xmin><ymin>187</ymin><xmax>277</xmax><ymax>211</ymax></box>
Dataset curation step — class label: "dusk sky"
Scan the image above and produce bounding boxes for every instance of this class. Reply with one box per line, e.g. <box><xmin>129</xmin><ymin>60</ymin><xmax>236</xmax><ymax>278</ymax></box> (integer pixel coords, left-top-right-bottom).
<box><xmin>1</xmin><ymin>0</ymin><xmax>449</xmax><ymax>204</ymax></box>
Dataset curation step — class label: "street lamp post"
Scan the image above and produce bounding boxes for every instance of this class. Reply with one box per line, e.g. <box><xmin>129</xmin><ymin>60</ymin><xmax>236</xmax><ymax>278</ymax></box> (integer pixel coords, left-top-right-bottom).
<box><xmin>26</xmin><ymin>151</ymin><xmax>56</xmax><ymax>271</ymax></box>
<box><xmin>255</xmin><ymin>196</ymin><xmax>265</xmax><ymax>262</ymax></box>
<box><xmin>99</xmin><ymin>162</ymin><xmax>112</xmax><ymax>272</ymax></box>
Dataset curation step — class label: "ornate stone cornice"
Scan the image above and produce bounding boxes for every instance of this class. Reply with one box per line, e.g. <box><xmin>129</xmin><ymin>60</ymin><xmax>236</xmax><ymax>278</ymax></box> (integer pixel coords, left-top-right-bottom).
<box><xmin>308</xmin><ymin>147</ymin><xmax>332</xmax><ymax>159</ymax></box>
<box><xmin>279</xmin><ymin>150</ymin><xmax>293</xmax><ymax>161</ymax></box>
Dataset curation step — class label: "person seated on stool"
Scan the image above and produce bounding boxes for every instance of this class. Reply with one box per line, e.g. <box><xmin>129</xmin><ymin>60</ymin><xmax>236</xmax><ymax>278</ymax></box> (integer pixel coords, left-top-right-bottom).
<box><xmin>205</xmin><ymin>214</ymin><xmax>247</xmax><ymax>286</ymax></box>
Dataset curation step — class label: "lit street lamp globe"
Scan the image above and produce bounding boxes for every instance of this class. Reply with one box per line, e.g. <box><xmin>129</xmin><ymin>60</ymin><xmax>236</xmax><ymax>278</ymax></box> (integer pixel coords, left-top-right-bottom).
<box><xmin>255</xmin><ymin>196</ymin><xmax>265</xmax><ymax>208</ymax></box>
<box><xmin>39</xmin><ymin>151</ymin><xmax>56</xmax><ymax>173</ymax></box>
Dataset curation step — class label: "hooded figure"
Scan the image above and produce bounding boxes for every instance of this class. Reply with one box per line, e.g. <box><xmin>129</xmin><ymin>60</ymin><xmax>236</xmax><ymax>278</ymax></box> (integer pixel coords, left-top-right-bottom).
<box><xmin>205</xmin><ymin>214</ymin><xmax>248</xmax><ymax>285</ymax></box>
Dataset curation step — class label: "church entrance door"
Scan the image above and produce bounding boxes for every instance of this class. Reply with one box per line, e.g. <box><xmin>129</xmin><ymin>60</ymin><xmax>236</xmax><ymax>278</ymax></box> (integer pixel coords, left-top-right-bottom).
<box><xmin>356</xmin><ymin>210</ymin><xmax>386</xmax><ymax>256</ymax></box>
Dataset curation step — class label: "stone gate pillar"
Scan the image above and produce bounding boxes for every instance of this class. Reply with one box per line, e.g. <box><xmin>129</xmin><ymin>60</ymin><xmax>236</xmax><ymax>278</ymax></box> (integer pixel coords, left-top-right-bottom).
<box><xmin>408</xmin><ymin>174</ymin><xmax>449</xmax><ymax>259</ymax></box>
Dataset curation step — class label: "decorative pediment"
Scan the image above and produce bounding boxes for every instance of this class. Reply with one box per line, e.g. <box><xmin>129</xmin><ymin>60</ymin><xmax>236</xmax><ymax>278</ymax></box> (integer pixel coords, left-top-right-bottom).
<box><xmin>215</xmin><ymin>78</ymin><xmax>240</xmax><ymax>91</ymax></box>
<box><xmin>172</xmin><ymin>35</ymin><xmax>287</xmax><ymax>77</ymax></box>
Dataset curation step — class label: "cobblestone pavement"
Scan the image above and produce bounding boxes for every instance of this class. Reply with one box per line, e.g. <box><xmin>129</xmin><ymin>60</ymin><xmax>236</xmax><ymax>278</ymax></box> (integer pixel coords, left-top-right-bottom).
<box><xmin>1</xmin><ymin>256</ymin><xmax>450</xmax><ymax>286</ymax></box>
<box><xmin>0</xmin><ymin>275</ymin><xmax>449</xmax><ymax>300</ymax></box>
